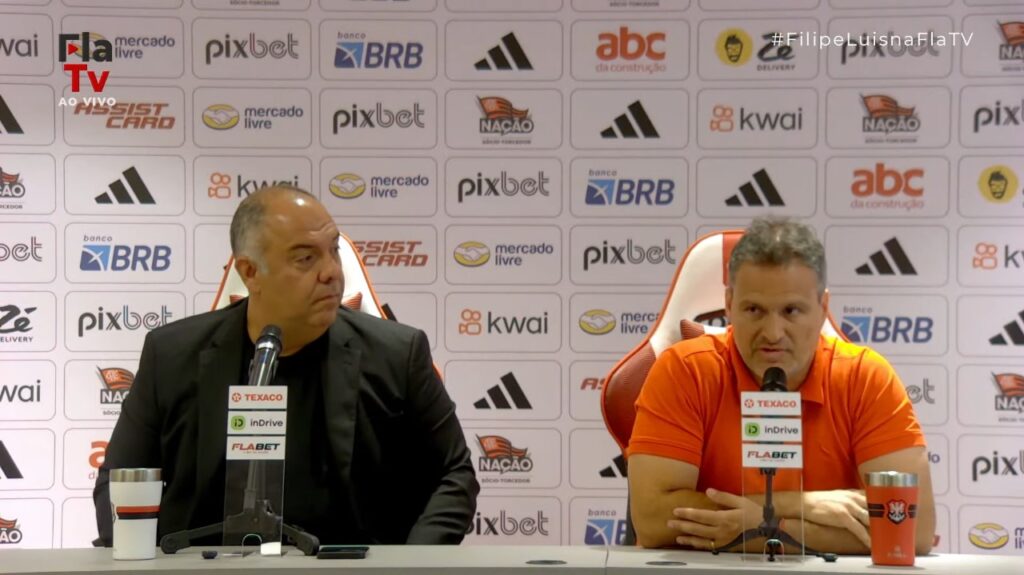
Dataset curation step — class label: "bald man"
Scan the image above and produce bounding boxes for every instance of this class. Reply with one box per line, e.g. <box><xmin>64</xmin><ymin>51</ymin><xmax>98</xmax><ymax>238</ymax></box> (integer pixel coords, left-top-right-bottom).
<box><xmin>95</xmin><ymin>186</ymin><xmax>478</xmax><ymax>547</ymax></box>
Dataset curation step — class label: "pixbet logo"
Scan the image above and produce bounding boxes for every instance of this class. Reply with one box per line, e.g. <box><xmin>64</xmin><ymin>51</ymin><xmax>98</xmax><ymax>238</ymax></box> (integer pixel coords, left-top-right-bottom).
<box><xmin>77</xmin><ymin>305</ymin><xmax>173</xmax><ymax>337</ymax></box>
<box><xmin>58</xmin><ymin>32</ymin><xmax>111</xmax><ymax>93</ymax></box>
<box><xmin>0</xmin><ymin>237</ymin><xmax>42</xmax><ymax>262</ymax></box>
<box><xmin>332</xmin><ymin>102</ymin><xmax>426</xmax><ymax>131</ymax></box>
<box><xmin>582</xmin><ymin>239</ymin><xmax>677</xmax><ymax>271</ymax></box>
<box><xmin>972</xmin><ymin>450</ymin><xmax>1024</xmax><ymax>481</ymax></box>
<box><xmin>457</xmin><ymin>171</ymin><xmax>549</xmax><ymax>203</ymax></box>
<box><xmin>205</xmin><ymin>33</ymin><xmax>299</xmax><ymax>65</ymax></box>
<box><xmin>973</xmin><ymin>100</ymin><xmax>1023</xmax><ymax>133</ymax></box>
<box><xmin>467</xmin><ymin>510</ymin><xmax>550</xmax><ymax>537</ymax></box>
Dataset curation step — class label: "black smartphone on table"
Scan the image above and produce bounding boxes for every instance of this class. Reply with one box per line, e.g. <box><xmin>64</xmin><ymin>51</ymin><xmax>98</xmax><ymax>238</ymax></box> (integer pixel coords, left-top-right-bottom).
<box><xmin>317</xmin><ymin>545</ymin><xmax>369</xmax><ymax>559</ymax></box>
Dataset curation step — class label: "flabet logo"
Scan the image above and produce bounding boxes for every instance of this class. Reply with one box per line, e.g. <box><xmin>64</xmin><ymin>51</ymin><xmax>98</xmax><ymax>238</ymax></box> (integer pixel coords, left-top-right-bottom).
<box><xmin>861</xmin><ymin>94</ymin><xmax>919</xmax><ymax>134</ymax></box>
<box><xmin>454</xmin><ymin>241</ymin><xmax>490</xmax><ymax>267</ymax></box>
<box><xmin>58</xmin><ymin>32</ymin><xmax>112</xmax><ymax>93</ymax></box>
<box><xmin>353</xmin><ymin>240</ymin><xmax>428</xmax><ymax>267</ymax></box>
<box><xmin>969</xmin><ymin>522</ymin><xmax>1009</xmax><ymax>550</ymax></box>
<box><xmin>977</xmin><ymin>166</ymin><xmax>1019</xmax><ymax>204</ymax></box>
<box><xmin>993</xmin><ymin>373</ymin><xmax>1024</xmax><ymax>414</ymax></box>
<box><xmin>97</xmin><ymin>367</ymin><xmax>133</xmax><ymax>405</ymax></box>
<box><xmin>459</xmin><ymin>308</ymin><xmax>549</xmax><ymax>336</ymax></box>
<box><xmin>204</xmin><ymin>33</ymin><xmax>299</xmax><ymax>65</ymax></box>
<box><xmin>579</xmin><ymin>309</ymin><xmax>616</xmax><ymax>335</ymax></box>
<box><xmin>208</xmin><ymin>172</ymin><xmax>300</xmax><ymax>200</ymax></box>
<box><xmin>716</xmin><ymin>28</ymin><xmax>753</xmax><ymax>66</ymax></box>
<box><xmin>77</xmin><ymin>305</ymin><xmax>173</xmax><ymax>337</ymax></box>
<box><xmin>456</xmin><ymin>170</ymin><xmax>550</xmax><ymax>203</ymax></box>
<box><xmin>476</xmin><ymin>435</ymin><xmax>532</xmax><ymax>474</ymax></box>
<box><xmin>0</xmin><ymin>516</ymin><xmax>22</xmax><ymax>544</ymax></box>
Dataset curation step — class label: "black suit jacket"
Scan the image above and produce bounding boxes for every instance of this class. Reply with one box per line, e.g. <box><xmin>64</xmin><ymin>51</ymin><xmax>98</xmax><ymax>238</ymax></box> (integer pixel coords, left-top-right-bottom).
<box><xmin>94</xmin><ymin>300</ymin><xmax>479</xmax><ymax>545</ymax></box>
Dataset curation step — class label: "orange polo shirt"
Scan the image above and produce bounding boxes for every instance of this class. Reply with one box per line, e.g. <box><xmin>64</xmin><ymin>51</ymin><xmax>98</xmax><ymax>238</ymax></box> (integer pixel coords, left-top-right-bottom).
<box><xmin>628</xmin><ymin>328</ymin><xmax>925</xmax><ymax>494</ymax></box>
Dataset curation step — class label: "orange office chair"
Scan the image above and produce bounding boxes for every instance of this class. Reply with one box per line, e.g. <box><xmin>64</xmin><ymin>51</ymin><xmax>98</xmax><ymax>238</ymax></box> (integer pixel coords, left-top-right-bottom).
<box><xmin>599</xmin><ymin>229</ymin><xmax>845</xmax><ymax>545</ymax></box>
<box><xmin>211</xmin><ymin>231</ymin><xmax>386</xmax><ymax>316</ymax></box>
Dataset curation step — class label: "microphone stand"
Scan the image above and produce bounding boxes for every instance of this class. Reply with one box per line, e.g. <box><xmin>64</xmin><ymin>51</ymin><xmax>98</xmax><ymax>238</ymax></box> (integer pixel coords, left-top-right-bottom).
<box><xmin>714</xmin><ymin>368</ymin><xmax>819</xmax><ymax>561</ymax></box>
<box><xmin>713</xmin><ymin>467</ymin><xmax>817</xmax><ymax>561</ymax></box>
<box><xmin>160</xmin><ymin>327</ymin><xmax>320</xmax><ymax>556</ymax></box>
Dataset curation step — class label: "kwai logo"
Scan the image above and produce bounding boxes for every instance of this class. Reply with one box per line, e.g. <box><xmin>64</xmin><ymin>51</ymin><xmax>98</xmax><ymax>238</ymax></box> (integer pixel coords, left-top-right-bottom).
<box><xmin>459</xmin><ymin>308</ymin><xmax>549</xmax><ymax>336</ymax></box>
<box><xmin>710</xmin><ymin>103</ymin><xmax>804</xmax><ymax>133</ymax></box>
<box><xmin>208</xmin><ymin>171</ymin><xmax>301</xmax><ymax>200</ymax></box>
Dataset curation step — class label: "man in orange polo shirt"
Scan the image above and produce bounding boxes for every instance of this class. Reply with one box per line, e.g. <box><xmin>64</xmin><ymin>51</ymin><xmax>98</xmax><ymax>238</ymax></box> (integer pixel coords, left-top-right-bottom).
<box><xmin>628</xmin><ymin>217</ymin><xmax>935</xmax><ymax>555</ymax></box>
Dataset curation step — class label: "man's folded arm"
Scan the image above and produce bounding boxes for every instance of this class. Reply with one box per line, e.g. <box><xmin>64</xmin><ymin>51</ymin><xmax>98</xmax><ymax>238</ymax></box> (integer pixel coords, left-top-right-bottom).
<box><xmin>92</xmin><ymin>331</ymin><xmax>163</xmax><ymax>546</ymax></box>
<box><xmin>402</xmin><ymin>330</ymin><xmax>480</xmax><ymax>544</ymax></box>
<box><xmin>630</xmin><ymin>453</ymin><xmax>871</xmax><ymax>554</ymax></box>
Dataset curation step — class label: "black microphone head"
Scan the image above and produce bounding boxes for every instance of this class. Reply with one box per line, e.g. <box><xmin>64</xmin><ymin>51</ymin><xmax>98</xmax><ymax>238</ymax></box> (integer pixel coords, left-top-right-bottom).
<box><xmin>762</xmin><ymin>367</ymin><xmax>787</xmax><ymax>392</ymax></box>
<box><xmin>257</xmin><ymin>324</ymin><xmax>282</xmax><ymax>351</ymax></box>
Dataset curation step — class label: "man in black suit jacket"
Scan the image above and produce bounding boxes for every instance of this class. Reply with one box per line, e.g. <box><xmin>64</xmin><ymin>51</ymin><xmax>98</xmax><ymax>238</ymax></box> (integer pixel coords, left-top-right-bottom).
<box><xmin>94</xmin><ymin>186</ymin><xmax>479</xmax><ymax>546</ymax></box>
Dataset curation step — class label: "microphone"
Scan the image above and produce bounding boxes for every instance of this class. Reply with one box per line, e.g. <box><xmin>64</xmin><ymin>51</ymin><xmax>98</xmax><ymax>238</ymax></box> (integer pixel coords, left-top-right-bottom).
<box><xmin>247</xmin><ymin>325</ymin><xmax>282</xmax><ymax>387</ymax></box>
<box><xmin>761</xmin><ymin>366</ymin><xmax>787</xmax><ymax>393</ymax></box>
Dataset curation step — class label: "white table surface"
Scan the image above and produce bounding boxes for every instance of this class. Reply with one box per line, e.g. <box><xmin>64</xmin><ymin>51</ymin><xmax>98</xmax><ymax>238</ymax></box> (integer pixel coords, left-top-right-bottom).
<box><xmin>2</xmin><ymin>546</ymin><xmax>1021</xmax><ymax>575</ymax></box>
<box><xmin>607</xmin><ymin>547</ymin><xmax>1024</xmax><ymax>575</ymax></box>
<box><xmin>0</xmin><ymin>545</ymin><xmax>609</xmax><ymax>575</ymax></box>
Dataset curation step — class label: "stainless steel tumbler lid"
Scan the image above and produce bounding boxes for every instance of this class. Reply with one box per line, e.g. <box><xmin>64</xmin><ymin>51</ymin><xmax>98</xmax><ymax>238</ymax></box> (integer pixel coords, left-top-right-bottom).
<box><xmin>110</xmin><ymin>468</ymin><xmax>161</xmax><ymax>482</ymax></box>
<box><xmin>865</xmin><ymin>471</ymin><xmax>918</xmax><ymax>488</ymax></box>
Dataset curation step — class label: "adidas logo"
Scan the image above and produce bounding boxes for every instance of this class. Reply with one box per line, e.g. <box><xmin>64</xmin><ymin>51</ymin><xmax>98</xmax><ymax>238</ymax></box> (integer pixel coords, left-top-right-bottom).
<box><xmin>725</xmin><ymin>169</ymin><xmax>784</xmax><ymax>207</ymax></box>
<box><xmin>475</xmin><ymin>32</ymin><xmax>533</xmax><ymax>71</ymax></box>
<box><xmin>95</xmin><ymin>167</ymin><xmax>155</xmax><ymax>205</ymax></box>
<box><xmin>0</xmin><ymin>441</ymin><xmax>23</xmax><ymax>480</ymax></box>
<box><xmin>990</xmin><ymin>309</ymin><xmax>1024</xmax><ymax>346</ymax></box>
<box><xmin>473</xmin><ymin>372</ymin><xmax>532</xmax><ymax>410</ymax></box>
<box><xmin>855</xmin><ymin>237</ymin><xmax>916</xmax><ymax>276</ymax></box>
<box><xmin>0</xmin><ymin>95</ymin><xmax>25</xmax><ymax>135</ymax></box>
<box><xmin>600</xmin><ymin>101</ymin><xmax>659</xmax><ymax>139</ymax></box>
<box><xmin>598</xmin><ymin>453</ymin><xmax>627</xmax><ymax>478</ymax></box>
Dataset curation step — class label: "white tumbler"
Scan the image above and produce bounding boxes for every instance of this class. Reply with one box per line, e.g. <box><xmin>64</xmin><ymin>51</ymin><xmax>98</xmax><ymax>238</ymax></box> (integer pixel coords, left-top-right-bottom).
<box><xmin>109</xmin><ymin>468</ymin><xmax>162</xmax><ymax>560</ymax></box>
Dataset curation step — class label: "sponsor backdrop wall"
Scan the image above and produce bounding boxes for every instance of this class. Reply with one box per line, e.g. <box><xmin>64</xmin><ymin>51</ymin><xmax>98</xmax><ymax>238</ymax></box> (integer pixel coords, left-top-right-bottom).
<box><xmin>0</xmin><ymin>0</ymin><xmax>1021</xmax><ymax>555</ymax></box>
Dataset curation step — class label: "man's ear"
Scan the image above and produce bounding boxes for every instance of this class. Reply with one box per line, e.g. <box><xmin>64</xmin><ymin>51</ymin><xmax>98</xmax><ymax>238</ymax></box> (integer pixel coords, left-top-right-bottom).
<box><xmin>820</xmin><ymin>288</ymin><xmax>830</xmax><ymax>315</ymax></box>
<box><xmin>724</xmin><ymin>286</ymin><xmax>733</xmax><ymax>320</ymax></box>
<box><xmin>234</xmin><ymin>256</ymin><xmax>261</xmax><ymax>296</ymax></box>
